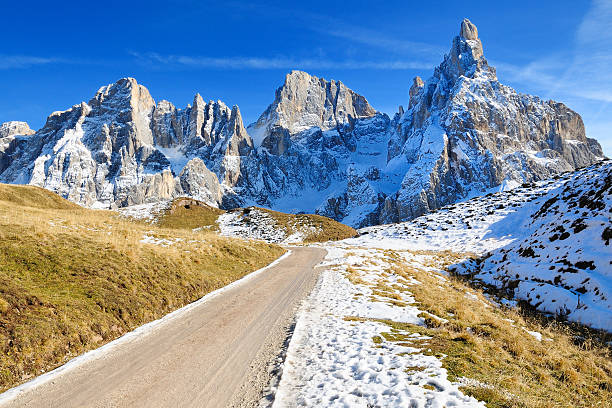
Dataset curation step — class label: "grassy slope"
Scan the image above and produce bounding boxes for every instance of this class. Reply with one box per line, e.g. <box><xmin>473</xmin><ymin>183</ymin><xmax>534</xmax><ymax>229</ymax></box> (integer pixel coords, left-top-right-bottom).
<box><xmin>349</xmin><ymin>249</ymin><xmax>612</xmax><ymax>408</ymax></box>
<box><xmin>156</xmin><ymin>199</ymin><xmax>224</xmax><ymax>231</ymax></box>
<box><xmin>153</xmin><ymin>200</ymin><xmax>357</xmax><ymax>243</ymax></box>
<box><xmin>246</xmin><ymin>207</ymin><xmax>358</xmax><ymax>242</ymax></box>
<box><xmin>0</xmin><ymin>185</ymin><xmax>284</xmax><ymax>392</ymax></box>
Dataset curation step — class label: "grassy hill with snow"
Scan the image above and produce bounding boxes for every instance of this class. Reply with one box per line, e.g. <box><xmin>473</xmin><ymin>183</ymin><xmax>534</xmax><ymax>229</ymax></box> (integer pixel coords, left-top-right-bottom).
<box><xmin>351</xmin><ymin>160</ymin><xmax>612</xmax><ymax>332</ymax></box>
<box><xmin>0</xmin><ymin>184</ymin><xmax>284</xmax><ymax>392</ymax></box>
<box><xmin>282</xmin><ymin>162</ymin><xmax>612</xmax><ymax>406</ymax></box>
<box><xmin>119</xmin><ymin>198</ymin><xmax>358</xmax><ymax>243</ymax></box>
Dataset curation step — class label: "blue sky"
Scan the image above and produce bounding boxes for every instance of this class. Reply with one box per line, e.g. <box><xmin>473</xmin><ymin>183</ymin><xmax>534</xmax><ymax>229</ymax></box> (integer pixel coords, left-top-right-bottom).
<box><xmin>1</xmin><ymin>0</ymin><xmax>611</xmax><ymax>155</ymax></box>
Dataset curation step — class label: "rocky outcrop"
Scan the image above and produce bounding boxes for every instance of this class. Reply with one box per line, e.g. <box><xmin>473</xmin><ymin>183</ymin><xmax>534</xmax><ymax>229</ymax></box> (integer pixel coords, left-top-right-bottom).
<box><xmin>0</xmin><ymin>121</ymin><xmax>36</xmax><ymax>173</ymax></box>
<box><xmin>0</xmin><ymin>121</ymin><xmax>35</xmax><ymax>138</ymax></box>
<box><xmin>379</xmin><ymin>18</ymin><xmax>604</xmax><ymax>223</ymax></box>
<box><xmin>247</xmin><ymin>70</ymin><xmax>377</xmax><ymax>151</ymax></box>
<box><xmin>0</xmin><ymin>20</ymin><xmax>605</xmax><ymax>226</ymax></box>
<box><xmin>177</xmin><ymin>158</ymin><xmax>221</xmax><ymax>204</ymax></box>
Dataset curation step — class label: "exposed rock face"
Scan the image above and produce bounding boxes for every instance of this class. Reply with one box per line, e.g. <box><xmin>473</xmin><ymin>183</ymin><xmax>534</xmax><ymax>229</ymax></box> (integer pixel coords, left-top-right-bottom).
<box><xmin>0</xmin><ymin>121</ymin><xmax>35</xmax><ymax>138</ymax></box>
<box><xmin>248</xmin><ymin>70</ymin><xmax>377</xmax><ymax>151</ymax></box>
<box><xmin>0</xmin><ymin>19</ymin><xmax>605</xmax><ymax>226</ymax></box>
<box><xmin>0</xmin><ymin>78</ymin><xmax>247</xmax><ymax>208</ymax></box>
<box><xmin>0</xmin><ymin>121</ymin><xmax>35</xmax><ymax>173</ymax></box>
<box><xmin>380</xmin><ymin>18</ymin><xmax>605</xmax><ymax>223</ymax></box>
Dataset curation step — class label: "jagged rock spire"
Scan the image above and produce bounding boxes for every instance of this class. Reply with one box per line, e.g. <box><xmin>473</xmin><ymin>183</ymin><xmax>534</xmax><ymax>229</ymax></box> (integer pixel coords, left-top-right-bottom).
<box><xmin>408</xmin><ymin>76</ymin><xmax>424</xmax><ymax>108</ymax></box>
<box><xmin>460</xmin><ymin>18</ymin><xmax>478</xmax><ymax>40</ymax></box>
<box><xmin>439</xmin><ymin>18</ymin><xmax>495</xmax><ymax>80</ymax></box>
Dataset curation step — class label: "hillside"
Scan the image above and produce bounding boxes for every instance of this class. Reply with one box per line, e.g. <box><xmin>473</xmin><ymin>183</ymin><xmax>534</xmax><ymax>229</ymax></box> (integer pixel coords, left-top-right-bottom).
<box><xmin>269</xmin><ymin>162</ymin><xmax>612</xmax><ymax>407</ymax></box>
<box><xmin>277</xmin><ymin>241</ymin><xmax>612</xmax><ymax>407</ymax></box>
<box><xmin>350</xmin><ymin>160</ymin><xmax>612</xmax><ymax>331</ymax></box>
<box><xmin>0</xmin><ymin>184</ymin><xmax>284</xmax><ymax>392</ymax></box>
<box><xmin>119</xmin><ymin>198</ymin><xmax>357</xmax><ymax>243</ymax></box>
<box><xmin>217</xmin><ymin>207</ymin><xmax>358</xmax><ymax>243</ymax></box>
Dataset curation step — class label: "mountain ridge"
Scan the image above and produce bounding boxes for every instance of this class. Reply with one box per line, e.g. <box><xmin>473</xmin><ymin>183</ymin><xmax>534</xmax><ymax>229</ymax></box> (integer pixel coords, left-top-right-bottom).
<box><xmin>0</xmin><ymin>19</ymin><xmax>605</xmax><ymax>226</ymax></box>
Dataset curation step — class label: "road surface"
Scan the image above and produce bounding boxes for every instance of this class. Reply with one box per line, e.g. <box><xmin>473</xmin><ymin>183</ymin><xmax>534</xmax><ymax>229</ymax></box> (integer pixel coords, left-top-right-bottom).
<box><xmin>1</xmin><ymin>247</ymin><xmax>327</xmax><ymax>408</ymax></box>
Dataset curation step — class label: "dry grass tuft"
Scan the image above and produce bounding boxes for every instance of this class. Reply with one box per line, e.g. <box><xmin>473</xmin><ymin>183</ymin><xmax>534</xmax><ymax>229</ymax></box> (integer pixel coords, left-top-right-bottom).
<box><xmin>372</xmin><ymin>249</ymin><xmax>612</xmax><ymax>408</ymax></box>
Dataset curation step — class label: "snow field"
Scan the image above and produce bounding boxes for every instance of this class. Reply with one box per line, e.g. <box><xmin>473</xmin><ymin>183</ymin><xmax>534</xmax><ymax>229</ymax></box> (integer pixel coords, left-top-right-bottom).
<box><xmin>273</xmin><ymin>244</ymin><xmax>484</xmax><ymax>407</ymax></box>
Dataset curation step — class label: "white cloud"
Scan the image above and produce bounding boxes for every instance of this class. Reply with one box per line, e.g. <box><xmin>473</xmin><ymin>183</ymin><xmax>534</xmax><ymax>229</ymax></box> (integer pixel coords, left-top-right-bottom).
<box><xmin>309</xmin><ymin>21</ymin><xmax>444</xmax><ymax>57</ymax></box>
<box><xmin>577</xmin><ymin>0</ymin><xmax>612</xmax><ymax>45</ymax></box>
<box><xmin>0</xmin><ymin>55</ymin><xmax>67</xmax><ymax>70</ymax></box>
<box><xmin>220</xmin><ymin>3</ymin><xmax>445</xmax><ymax>58</ymax></box>
<box><xmin>494</xmin><ymin>0</ymin><xmax>612</xmax><ymax>104</ymax></box>
<box><xmin>129</xmin><ymin>51</ymin><xmax>433</xmax><ymax>71</ymax></box>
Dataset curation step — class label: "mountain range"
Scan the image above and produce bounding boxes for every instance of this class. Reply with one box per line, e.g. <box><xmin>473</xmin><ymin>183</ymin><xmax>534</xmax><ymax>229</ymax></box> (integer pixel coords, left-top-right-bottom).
<box><xmin>0</xmin><ymin>19</ymin><xmax>604</xmax><ymax>227</ymax></box>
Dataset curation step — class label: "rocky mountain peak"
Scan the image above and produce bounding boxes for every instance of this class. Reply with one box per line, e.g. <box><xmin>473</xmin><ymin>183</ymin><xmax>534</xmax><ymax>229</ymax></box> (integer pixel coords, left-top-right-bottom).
<box><xmin>89</xmin><ymin>77</ymin><xmax>155</xmax><ymax>112</ymax></box>
<box><xmin>247</xmin><ymin>70</ymin><xmax>377</xmax><ymax>153</ymax></box>
<box><xmin>0</xmin><ymin>19</ymin><xmax>605</xmax><ymax>228</ymax></box>
<box><xmin>86</xmin><ymin>78</ymin><xmax>157</xmax><ymax>150</ymax></box>
<box><xmin>187</xmin><ymin>95</ymin><xmax>234</xmax><ymax>145</ymax></box>
<box><xmin>383</xmin><ymin>18</ymin><xmax>605</xmax><ymax>224</ymax></box>
<box><xmin>440</xmin><ymin>18</ymin><xmax>494</xmax><ymax>80</ymax></box>
<box><xmin>459</xmin><ymin>18</ymin><xmax>478</xmax><ymax>40</ymax></box>
<box><xmin>408</xmin><ymin>76</ymin><xmax>424</xmax><ymax>108</ymax></box>
<box><xmin>277</xmin><ymin>70</ymin><xmax>374</xmax><ymax>132</ymax></box>
<box><xmin>0</xmin><ymin>121</ymin><xmax>35</xmax><ymax>138</ymax></box>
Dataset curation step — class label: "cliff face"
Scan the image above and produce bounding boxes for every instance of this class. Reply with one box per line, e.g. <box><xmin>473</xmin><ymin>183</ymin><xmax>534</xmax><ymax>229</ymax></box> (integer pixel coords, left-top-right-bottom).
<box><xmin>0</xmin><ymin>19</ymin><xmax>605</xmax><ymax>226</ymax></box>
<box><xmin>0</xmin><ymin>78</ymin><xmax>251</xmax><ymax>208</ymax></box>
<box><xmin>0</xmin><ymin>121</ymin><xmax>35</xmax><ymax>173</ymax></box>
<box><xmin>248</xmin><ymin>70</ymin><xmax>377</xmax><ymax>151</ymax></box>
<box><xmin>380</xmin><ymin>18</ymin><xmax>604</xmax><ymax>223</ymax></box>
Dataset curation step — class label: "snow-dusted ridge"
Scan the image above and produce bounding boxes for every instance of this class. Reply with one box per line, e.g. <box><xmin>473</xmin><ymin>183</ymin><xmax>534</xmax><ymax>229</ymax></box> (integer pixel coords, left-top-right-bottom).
<box><xmin>0</xmin><ymin>19</ymin><xmax>604</xmax><ymax>228</ymax></box>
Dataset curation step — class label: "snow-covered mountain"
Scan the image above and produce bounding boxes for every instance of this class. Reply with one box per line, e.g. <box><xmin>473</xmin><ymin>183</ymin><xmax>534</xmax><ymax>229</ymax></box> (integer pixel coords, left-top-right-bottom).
<box><xmin>349</xmin><ymin>160</ymin><xmax>612</xmax><ymax>331</ymax></box>
<box><xmin>382</xmin><ymin>19</ymin><xmax>604</xmax><ymax>222</ymax></box>
<box><xmin>0</xmin><ymin>19</ymin><xmax>604</xmax><ymax>226</ymax></box>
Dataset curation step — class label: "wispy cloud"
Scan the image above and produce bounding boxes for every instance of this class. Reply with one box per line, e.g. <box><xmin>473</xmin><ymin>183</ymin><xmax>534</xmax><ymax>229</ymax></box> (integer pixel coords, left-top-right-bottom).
<box><xmin>577</xmin><ymin>0</ymin><xmax>612</xmax><ymax>45</ymax></box>
<box><xmin>0</xmin><ymin>55</ymin><xmax>70</xmax><ymax>70</ymax></box>
<box><xmin>494</xmin><ymin>0</ymin><xmax>612</xmax><ymax>104</ymax></box>
<box><xmin>308</xmin><ymin>18</ymin><xmax>445</xmax><ymax>56</ymax></box>
<box><xmin>129</xmin><ymin>51</ymin><xmax>433</xmax><ymax>71</ymax></box>
<box><xmin>223</xmin><ymin>3</ymin><xmax>445</xmax><ymax>58</ymax></box>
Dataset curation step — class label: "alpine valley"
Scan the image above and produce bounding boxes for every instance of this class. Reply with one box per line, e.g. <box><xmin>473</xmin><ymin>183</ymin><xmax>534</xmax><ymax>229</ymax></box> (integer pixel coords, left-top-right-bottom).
<box><xmin>0</xmin><ymin>19</ymin><xmax>605</xmax><ymax>227</ymax></box>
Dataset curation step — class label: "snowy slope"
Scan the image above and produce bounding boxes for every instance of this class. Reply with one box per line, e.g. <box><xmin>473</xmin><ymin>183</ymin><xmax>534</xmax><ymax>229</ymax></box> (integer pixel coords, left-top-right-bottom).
<box><xmin>461</xmin><ymin>162</ymin><xmax>612</xmax><ymax>331</ymax></box>
<box><xmin>349</xmin><ymin>161</ymin><xmax>612</xmax><ymax>331</ymax></box>
<box><xmin>272</xmin><ymin>245</ymin><xmax>485</xmax><ymax>407</ymax></box>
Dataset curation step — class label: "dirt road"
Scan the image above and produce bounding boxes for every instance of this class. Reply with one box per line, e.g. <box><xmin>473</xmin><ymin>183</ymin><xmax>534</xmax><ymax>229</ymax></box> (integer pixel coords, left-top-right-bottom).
<box><xmin>0</xmin><ymin>247</ymin><xmax>327</xmax><ymax>408</ymax></box>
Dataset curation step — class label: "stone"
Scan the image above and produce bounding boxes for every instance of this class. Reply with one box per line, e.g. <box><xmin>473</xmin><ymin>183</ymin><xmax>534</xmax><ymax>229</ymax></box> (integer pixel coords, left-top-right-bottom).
<box><xmin>0</xmin><ymin>20</ymin><xmax>605</xmax><ymax>228</ymax></box>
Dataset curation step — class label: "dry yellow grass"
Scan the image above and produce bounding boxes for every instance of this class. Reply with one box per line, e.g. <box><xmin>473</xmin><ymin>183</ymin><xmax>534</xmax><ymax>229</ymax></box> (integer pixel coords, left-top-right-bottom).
<box><xmin>362</xmin><ymin>249</ymin><xmax>612</xmax><ymax>408</ymax></box>
<box><xmin>241</xmin><ymin>207</ymin><xmax>358</xmax><ymax>242</ymax></box>
<box><xmin>156</xmin><ymin>198</ymin><xmax>224</xmax><ymax>231</ymax></box>
<box><xmin>0</xmin><ymin>184</ymin><xmax>285</xmax><ymax>392</ymax></box>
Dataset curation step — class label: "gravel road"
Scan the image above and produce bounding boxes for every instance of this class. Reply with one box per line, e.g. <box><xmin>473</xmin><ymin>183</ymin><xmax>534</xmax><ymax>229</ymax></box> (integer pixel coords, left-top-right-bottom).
<box><xmin>0</xmin><ymin>247</ymin><xmax>326</xmax><ymax>408</ymax></box>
